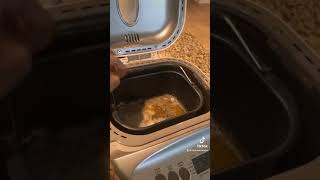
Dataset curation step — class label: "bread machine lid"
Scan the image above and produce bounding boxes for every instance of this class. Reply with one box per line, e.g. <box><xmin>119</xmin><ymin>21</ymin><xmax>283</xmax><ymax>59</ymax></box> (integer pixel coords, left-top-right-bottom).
<box><xmin>110</xmin><ymin>0</ymin><xmax>187</xmax><ymax>57</ymax></box>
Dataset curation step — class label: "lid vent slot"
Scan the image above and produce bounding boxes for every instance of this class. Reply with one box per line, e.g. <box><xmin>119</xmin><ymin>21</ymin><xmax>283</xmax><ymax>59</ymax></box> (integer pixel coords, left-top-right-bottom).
<box><xmin>125</xmin><ymin>33</ymin><xmax>140</xmax><ymax>43</ymax></box>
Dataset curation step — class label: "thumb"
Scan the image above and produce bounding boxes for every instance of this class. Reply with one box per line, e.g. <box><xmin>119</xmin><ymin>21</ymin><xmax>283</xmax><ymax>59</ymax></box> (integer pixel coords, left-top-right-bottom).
<box><xmin>110</xmin><ymin>73</ymin><xmax>120</xmax><ymax>92</ymax></box>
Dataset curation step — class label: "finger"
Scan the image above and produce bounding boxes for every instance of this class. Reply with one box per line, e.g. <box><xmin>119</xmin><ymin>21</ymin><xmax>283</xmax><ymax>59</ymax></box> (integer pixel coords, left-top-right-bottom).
<box><xmin>110</xmin><ymin>54</ymin><xmax>127</xmax><ymax>78</ymax></box>
<box><xmin>3</xmin><ymin>0</ymin><xmax>54</xmax><ymax>52</ymax></box>
<box><xmin>114</xmin><ymin>60</ymin><xmax>127</xmax><ymax>78</ymax></box>
<box><xmin>110</xmin><ymin>73</ymin><xmax>120</xmax><ymax>92</ymax></box>
<box><xmin>0</xmin><ymin>40</ymin><xmax>32</xmax><ymax>98</ymax></box>
<box><xmin>110</xmin><ymin>52</ymin><xmax>117</xmax><ymax>64</ymax></box>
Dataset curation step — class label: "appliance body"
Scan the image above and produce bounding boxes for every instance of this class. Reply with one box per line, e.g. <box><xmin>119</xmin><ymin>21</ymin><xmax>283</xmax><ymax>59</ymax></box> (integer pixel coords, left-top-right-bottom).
<box><xmin>111</xmin><ymin>127</ymin><xmax>210</xmax><ymax>180</ymax></box>
<box><xmin>110</xmin><ymin>58</ymin><xmax>211</xmax><ymax>180</ymax></box>
<box><xmin>109</xmin><ymin>59</ymin><xmax>210</xmax><ymax>147</ymax></box>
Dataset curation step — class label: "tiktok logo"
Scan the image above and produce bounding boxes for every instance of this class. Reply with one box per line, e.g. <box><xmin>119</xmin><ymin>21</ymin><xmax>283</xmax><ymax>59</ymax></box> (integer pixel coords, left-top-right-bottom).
<box><xmin>200</xmin><ymin>137</ymin><xmax>205</xmax><ymax>144</ymax></box>
<box><xmin>197</xmin><ymin>137</ymin><xmax>208</xmax><ymax>149</ymax></box>
<box><xmin>187</xmin><ymin>136</ymin><xmax>209</xmax><ymax>152</ymax></box>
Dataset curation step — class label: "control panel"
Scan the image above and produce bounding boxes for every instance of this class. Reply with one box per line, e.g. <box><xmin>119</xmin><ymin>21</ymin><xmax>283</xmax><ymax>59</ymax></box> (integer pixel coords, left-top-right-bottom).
<box><xmin>150</xmin><ymin>151</ymin><xmax>210</xmax><ymax>180</ymax></box>
<box><xmin>132</xmin><ymin>128</ymin><xmax>210</xmax><ymax>180</ymax></box>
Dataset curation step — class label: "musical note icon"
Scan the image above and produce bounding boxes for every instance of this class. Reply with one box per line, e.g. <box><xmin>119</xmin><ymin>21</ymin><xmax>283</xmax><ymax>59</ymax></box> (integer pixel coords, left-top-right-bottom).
<box><xmin>200</xmin><ymin>137</ymin><xmax>205</xmax><ymax>144</ymax></box>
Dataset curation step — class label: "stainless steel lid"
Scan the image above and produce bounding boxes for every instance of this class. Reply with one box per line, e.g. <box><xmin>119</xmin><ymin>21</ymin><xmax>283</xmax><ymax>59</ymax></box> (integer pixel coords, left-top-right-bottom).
<box><xmin>110</xmin><ymin>0</ymin><xmax>187</xmax><ymax>57</ymax></box>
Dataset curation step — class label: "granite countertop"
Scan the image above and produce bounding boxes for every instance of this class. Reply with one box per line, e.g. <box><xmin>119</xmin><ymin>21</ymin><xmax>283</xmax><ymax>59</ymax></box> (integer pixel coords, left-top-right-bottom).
<box><xmin>159</xmin><ymin>31</ymin><xmax>211</xmax><ymax>78</ymax></box>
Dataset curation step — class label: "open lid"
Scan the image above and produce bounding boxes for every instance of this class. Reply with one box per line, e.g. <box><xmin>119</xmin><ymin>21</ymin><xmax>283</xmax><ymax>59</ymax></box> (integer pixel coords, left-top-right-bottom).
<box><xmin>110</xmin><ymin>0</ymin><xmax>187</xmax><ymax>57</ymax></box>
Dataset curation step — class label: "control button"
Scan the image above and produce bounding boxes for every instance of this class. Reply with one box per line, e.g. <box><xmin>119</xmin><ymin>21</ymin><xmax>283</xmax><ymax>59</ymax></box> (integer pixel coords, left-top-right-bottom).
<box><xmin>179</xmin><ymin>167</ymin><xmax>191</xmax><ymax>180</ymax></box>
<box><xmin>168</xmin><ymin>171</ymin><xmax>179</xmax><ymax>180</ymax></box>
<box><xmin>155</xmin><ymin>174</ymin><xmax>167</xmax><ymax>180</ymax></box>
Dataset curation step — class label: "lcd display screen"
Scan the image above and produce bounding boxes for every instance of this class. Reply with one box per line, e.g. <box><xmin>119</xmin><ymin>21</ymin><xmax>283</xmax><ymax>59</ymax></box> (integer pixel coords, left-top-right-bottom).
<box><xmin>192</xmin><ymin>151</ymin><xmax>210</xmax><ymax>174</ymax></box>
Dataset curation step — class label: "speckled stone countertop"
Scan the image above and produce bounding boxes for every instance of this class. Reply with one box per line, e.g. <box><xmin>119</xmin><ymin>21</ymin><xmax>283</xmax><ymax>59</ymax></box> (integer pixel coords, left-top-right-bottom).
<box><xmin>248</xmin><ymin>0</ymin><xmax>320</xmax><ymax>54</ymax></box>
<box><xmin>159</xmin><ymin>31</ymin><xmax>211</xmax><ymax>78</ymax></box>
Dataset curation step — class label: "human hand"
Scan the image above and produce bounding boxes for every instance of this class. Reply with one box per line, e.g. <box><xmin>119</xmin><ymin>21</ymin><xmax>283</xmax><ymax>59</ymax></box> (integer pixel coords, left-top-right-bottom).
<box><xmin>0</xmin><ymin>40</ymin><xmax>32</xmax><ymax>98</ymax></box>
<box><xmin>1</xmin><ymin>0</ymin><xmax>54</xmax><ymax>53</ymax></box>
<box><xmin>0</xmin><ymin>0</ymin><xmax>53</xmax><ymax>98</ymax></box>
<box><xmin>110</xmin><ymin>53</ymin><xmax>127</xmax><ymax>92</ymax></box>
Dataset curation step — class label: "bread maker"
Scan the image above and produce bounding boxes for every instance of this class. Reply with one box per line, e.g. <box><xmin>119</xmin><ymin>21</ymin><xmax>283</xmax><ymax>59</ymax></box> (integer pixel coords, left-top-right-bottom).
<box><xmin>110</xmin><ymin>0</ymin><xmax>211</xmax><ymax>179</ymax></box>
